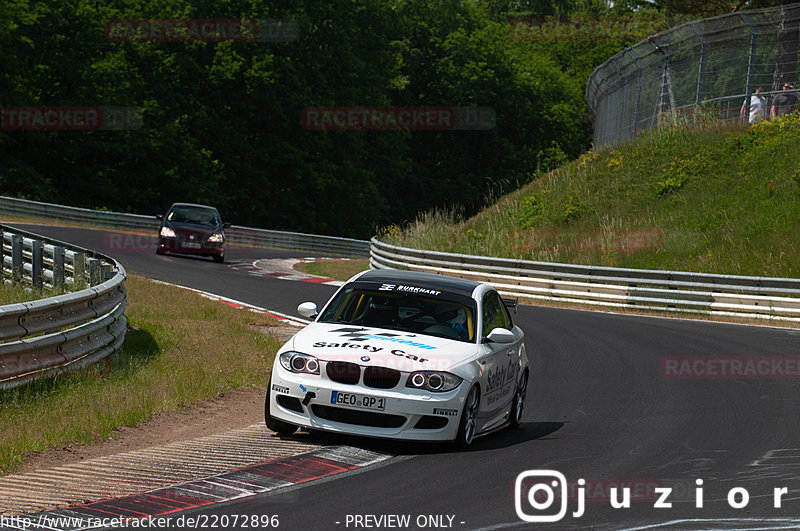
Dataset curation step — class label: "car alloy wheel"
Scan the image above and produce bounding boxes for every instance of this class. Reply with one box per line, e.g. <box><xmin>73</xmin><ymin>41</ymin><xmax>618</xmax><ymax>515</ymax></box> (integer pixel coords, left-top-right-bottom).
<box><xmin>455</xmin><ymin>384</ymin><xmax>480</xmax><ymax>448</ymax></box>
<box><xmin>509</xmin><ymin>370</ymin><xmax>528</xmax><ymax>429</ymax></box>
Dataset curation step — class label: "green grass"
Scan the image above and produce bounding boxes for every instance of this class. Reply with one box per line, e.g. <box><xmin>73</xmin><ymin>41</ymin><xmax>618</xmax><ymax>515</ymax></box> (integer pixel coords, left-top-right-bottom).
<box><xmin>0</xmin><ymin>275</ymin><xmax>284</xmax><ymax>475</ymax></box>
<box><xmin>384</xmin><ymin>112</ymin><xmax>800</xmax><ymax>278</ymax></box>
<box><xmin>0</xmin><ymin>282</ymin><xmax>67</xmax><ymax>305</ymax></box>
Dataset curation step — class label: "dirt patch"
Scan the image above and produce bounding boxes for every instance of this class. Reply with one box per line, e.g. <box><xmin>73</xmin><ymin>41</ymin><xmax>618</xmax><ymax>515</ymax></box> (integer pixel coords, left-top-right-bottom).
<box><xmin>14</xmin><ymin>324</ymin><xmax>299</xmax><ymax>475</ymax></box>
<box><xmin>15</xmin><ymin>387</ymin><xmax>267</xmax><ymax>474</ymax></box>
<box><xmin>250</xmin><ymin>325</ymin><xmax>299</xmax><ymax>342</ymax></box>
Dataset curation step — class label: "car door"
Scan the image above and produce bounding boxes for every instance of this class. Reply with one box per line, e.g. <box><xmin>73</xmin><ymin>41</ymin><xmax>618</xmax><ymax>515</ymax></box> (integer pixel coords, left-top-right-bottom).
<box><xmin>477</xmin><ymin>290</ymin><xmax>521</xmax><ymax>428</ymax></box>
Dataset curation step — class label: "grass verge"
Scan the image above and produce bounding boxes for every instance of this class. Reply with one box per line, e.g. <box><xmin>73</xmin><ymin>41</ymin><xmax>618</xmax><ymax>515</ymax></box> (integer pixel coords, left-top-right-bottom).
<box><xmin>0</xmin><ymin>275</ymin><xmax>286</xmax><ymax>475</ymax></box>
<box><xmin>0</xmin><ymin>283</ymin><xmax>68</xmax><ymax>305</ymax></box>
<box><xmin>384</xmin><ymin>113</ymin><xmax>800</xmax><ymax>278</ymax></box>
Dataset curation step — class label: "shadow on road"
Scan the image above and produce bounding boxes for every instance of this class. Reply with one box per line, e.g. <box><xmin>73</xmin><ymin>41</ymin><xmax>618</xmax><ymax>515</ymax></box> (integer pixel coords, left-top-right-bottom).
<box><xmin>275</xmin><ymin>420</ymin><xmax>565</xmax><ymax>456</ymax></box>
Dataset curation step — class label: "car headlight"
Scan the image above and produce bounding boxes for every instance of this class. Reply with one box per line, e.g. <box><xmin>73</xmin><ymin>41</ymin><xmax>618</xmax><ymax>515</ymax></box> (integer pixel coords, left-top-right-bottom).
<box><xmin>406</xmin><ymin>371</ymin><xmax>462</xmax><ymax>392</ymax></box>
<box><xmin>279</xmin><ymin>352</ymin><xmax>320</xmax><ymax>375</ymax></box>
<box><xmin>207</xmin><ymin>233</ymin><xmax>224</xmax><ymax>243</ymax></box>
<box><xmin>160</xmin><ymin>227</ymin><xmax>176</xmax><ymax>238</ymax></box>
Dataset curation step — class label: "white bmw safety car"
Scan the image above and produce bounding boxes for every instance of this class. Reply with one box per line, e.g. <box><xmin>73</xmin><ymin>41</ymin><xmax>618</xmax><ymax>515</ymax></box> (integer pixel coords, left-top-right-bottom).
<box><xmin>265</xmin><ymin>269</ymin><xmax>528</xmax><ymax>448</ymax></box>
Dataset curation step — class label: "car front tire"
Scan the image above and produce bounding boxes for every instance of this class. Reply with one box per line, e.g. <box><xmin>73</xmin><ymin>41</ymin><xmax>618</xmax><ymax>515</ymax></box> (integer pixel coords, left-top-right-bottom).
<box><xmin>509</xmin><ymin>369</ymin><xmax>528</xmax><ymax>430</ymax></box>
<box><xmin>213</xmin><ymin>252</ymin><xmax>224</xmax><ymax>263</ymax></box>
<box><xmin>265</xmin><ymin>376</ymin><xmax>298</xmax><ymax>435</ymax></box>
<box><xmin>454</xmin><ymin>384</ymin><xmax>480</xmax><ymax>449</ymax></box>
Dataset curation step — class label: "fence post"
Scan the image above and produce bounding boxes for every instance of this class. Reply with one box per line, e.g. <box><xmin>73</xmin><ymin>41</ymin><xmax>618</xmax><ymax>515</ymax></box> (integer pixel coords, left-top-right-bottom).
<box><xmin>629</xmin><ymin>48</ymin><xmax>645</xmax><ymax>137</ymax></box>
<box><xmin>739</xmin><ymin>13</ymin><xmax>759</xmax><ymax>121</ymax></box>
<box><xmin>53</xmin><ymin>246</ymin><xmax>65</xmax><ymax>288</ymax></box>
<box><xmin>610</xmin><ymin>57</ymin><xmax>628</xmax><ymax>144</ymax></box>
<box><xmin>32</xmin><ymin>240</ymin><xmax>43</xmax><ymax>289</ymax></box>
<box><xmin>11</xmin><ymin>234</ymin><xmax>23</xmax><ymax>282</ymax></box>
<box><xmin>690</xmin><ymin>22</ymin><xmax>708</xmax><ymax>106</ymax></box>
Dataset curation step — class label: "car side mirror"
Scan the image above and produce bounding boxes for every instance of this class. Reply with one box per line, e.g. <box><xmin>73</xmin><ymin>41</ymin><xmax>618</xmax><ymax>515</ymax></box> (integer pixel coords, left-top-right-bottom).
<box><xmin>486</xmin><ymin>328</ymin><xmax>515</xmax><ymax>344</ymax></box>
<box><xmin>223</xmin><ymin>222</ymin><xmax>231</xmax><ymax>228</ymax></box>
<box><xmin>298</xmin><ymin>302</ymin><xmax>318</xmax><ymax>319</ymax></box>
<box><xmin>156</xmin><ymin>214</ymin><xmax>163</xmax><ymax>220</ymax></box>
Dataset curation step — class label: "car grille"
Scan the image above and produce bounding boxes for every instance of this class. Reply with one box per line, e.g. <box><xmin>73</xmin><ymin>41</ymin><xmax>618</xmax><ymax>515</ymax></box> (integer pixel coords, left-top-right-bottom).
<box><xmin>326</xmin><ymin>361</ymin><xmax>361</xmax><ymax>385</ymax></box>
<box><xmin>311</xmin><ymin>404</ymin><xmax>406</xmax><ymax>428</ymax></box>
<box><xmin>363</xmin><ymin>366</ymin><xmax>401</xmax><ymax>389</ymax></box>
<box><xmin>325</xmin><ymin>362</ymin><xmax>402</xmax><ymax>389</ymax></box>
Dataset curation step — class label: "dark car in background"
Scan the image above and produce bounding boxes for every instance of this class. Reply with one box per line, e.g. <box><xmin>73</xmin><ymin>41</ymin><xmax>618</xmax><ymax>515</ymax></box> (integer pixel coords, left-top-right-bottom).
<box><xmin>156</xmin><ymin>203</ymin><xmax>229</xmax><ymax>263</ymax></box>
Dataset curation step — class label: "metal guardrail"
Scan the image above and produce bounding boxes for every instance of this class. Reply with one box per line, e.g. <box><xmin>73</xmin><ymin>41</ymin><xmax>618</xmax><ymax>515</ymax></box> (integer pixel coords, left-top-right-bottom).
<box><xmin>225</xmin><ymin>226</ymin><xmax>369</xmax><ymax>258</ymax></box>
<box><xmin>0</xmin><ymin>196</ymin><xmax>370</xmax><ymax>258</ymax></box>
<box><xmin>371</xmin><ymin>238</ymin><xmax>800</xmax><ymax>323</ymax></box>
<box><xmin>0</xmin><ymin>224</ymin><xmax>127</xmax><ymax>390</ymax></box>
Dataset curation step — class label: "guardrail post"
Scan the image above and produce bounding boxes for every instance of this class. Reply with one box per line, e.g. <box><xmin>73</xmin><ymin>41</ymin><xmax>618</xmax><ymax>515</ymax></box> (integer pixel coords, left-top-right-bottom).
<box><xmin>0</xmin><ymin>229</ymin><xmax>4</xmax><ymax>280</ymax></box>
<box><xmin>100</xmin><ymin>263</ymin><xmax>113</xmax><ymax>280</ymax></box>
<box><xmin>53</xmin><ymin>246</ymin><xmax>65</xmax><ymax>288</ymax></box>
<box><xmin>32</xmin><ymin>240</ymin><xmax>43</xmax><ymax>289</ymax></box>
<box><xmin>87</xmin><ymin>257</ymin><xmax>100</xmax><ymax>286</ymax></box>
<box><xmin>11</xmin><ymin>234</ymin><xmax>23</xmax><ymax>282</ymax></box>
<box><xmin>72</xmin><ymin>252</ymin><xmax>86</xmax><ymax>286</ymax></box>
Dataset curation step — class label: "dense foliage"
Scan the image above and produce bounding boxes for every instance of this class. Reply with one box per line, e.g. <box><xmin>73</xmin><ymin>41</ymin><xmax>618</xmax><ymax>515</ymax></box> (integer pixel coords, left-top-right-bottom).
<box><xmin>4</xmin><ymin>0</ymin><xmax>764</xmax><ymax>238</ymax></box>
<box><xmin>0</xmin><ymin>0</ymin><xmax>636</xmax><ymax>238</ymax></box>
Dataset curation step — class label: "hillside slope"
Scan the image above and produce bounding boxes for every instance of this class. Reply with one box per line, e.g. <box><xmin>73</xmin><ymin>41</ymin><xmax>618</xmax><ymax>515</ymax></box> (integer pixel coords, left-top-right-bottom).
<box><xmin>385</xmin><ymin>113</ymin><xmax>800</xmax><ymax>278</ymax></box>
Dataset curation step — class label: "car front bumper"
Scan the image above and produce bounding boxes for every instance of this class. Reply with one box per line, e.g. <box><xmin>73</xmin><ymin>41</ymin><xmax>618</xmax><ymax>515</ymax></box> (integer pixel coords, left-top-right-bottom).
<box><xmin>269</xmin><ymin>364</ymin><xmax>470</xmax><ymax>442</ymax></box>
<box><xmin>158</xmin><ymin>237</ymin><xmax>223</xmax><ymax>256</ymax></box>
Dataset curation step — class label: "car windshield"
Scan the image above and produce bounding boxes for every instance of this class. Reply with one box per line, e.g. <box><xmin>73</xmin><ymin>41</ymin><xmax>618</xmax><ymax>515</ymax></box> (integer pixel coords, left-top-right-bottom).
<box><xmin>167</xmin><ymin>207</ymin><xmax>221</xmax><ymax>227</ymax></box>
<box><xmin>318</xmin><ymin>287</ymin><xmax>477</xmax><ymax>343</ymax></box>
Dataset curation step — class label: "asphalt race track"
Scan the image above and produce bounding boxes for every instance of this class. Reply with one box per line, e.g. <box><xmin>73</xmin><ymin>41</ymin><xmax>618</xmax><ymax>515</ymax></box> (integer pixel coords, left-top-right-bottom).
<box><xmin>14</xmin><ymin>224</ymin><xmax>800</xmax><ymax>530</ymax></box>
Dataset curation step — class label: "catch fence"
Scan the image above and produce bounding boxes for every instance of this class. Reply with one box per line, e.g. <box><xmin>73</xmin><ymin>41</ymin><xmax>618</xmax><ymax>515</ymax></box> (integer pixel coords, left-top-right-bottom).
<box><xmin>587</xmin><ymin>3</ymin><xmax>800</xmax><ymax>146</ymax></box>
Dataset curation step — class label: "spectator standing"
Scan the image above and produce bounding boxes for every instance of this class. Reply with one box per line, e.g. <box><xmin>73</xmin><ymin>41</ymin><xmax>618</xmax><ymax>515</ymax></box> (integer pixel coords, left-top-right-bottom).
<box><xmin>741</xmin><ymin>86</ymin><xmax>767</xmax><ymax>123</ymax></box>
<box><xmin>770</xmin><ymin>83</ymin><xmax>798</xmax><ymax>118</ymax></box>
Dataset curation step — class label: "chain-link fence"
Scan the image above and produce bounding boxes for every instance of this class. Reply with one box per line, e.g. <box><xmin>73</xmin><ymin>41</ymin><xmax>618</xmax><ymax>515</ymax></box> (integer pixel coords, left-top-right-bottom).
<box><xmin>586</xmin><ymin>3</ymin><xmax>800</xmax><ymax>147</ymax></box>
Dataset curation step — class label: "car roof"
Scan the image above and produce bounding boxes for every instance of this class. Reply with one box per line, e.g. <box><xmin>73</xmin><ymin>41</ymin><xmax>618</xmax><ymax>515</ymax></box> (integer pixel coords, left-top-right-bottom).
<box><xmin>353</xmin><ymin>269</ymin><xmax>484</xmax><ymax>298</ymax></box>
<box><xmin>168</xmin><ymin>202</ymin><xmax>220</xmax><ymax>212</ymax></box>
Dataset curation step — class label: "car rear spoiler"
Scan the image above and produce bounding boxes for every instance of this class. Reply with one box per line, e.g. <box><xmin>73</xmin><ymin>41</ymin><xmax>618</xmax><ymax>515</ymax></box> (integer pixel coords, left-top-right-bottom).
<box><xmin>503</xmin><ymin>297</ymin><xmax>519</xmax><ymax>313</ymax></box>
